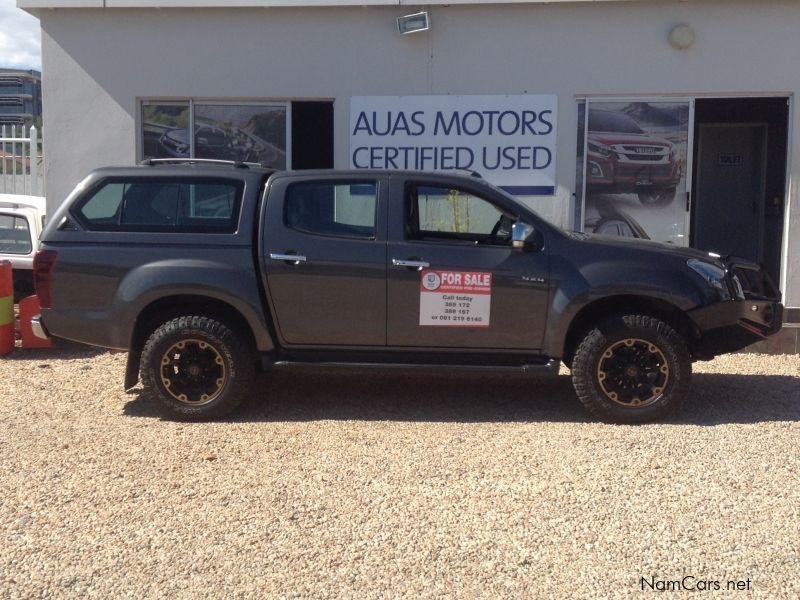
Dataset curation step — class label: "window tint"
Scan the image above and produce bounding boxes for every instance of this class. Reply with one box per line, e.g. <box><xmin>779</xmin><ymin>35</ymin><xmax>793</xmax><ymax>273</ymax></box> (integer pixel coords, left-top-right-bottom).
<box><xmin>408</xmin><ymin>185</ymin><xmax>513</xmax><ymax>246</ymax></box>
<box><xmin>186</xmin><ymin>184</ymin><xmax>237</xmax><ymax>219</ymax></box>
<box><xmin>121</xmin><ymin>182</ymin><xmax>180</xmax><ymax>227</ymax></box>
<box><xmin>285</xmin><ymin>181</ymin><xmax>377</xmax><ymax>239</ymax></box>
<box><xmin>80</xmin><ymin>183</ymin><xmax>125</xmax><ymax>222</ymax></box>
<box><xmin>0</xmin><ymin>214</ymin><xmax>32</xmax><ymax>254</ymax></box>
<box><xmin>76</xmin><ymin>179</ymin><xmax>242</xmax><ymax>232</ymax></box>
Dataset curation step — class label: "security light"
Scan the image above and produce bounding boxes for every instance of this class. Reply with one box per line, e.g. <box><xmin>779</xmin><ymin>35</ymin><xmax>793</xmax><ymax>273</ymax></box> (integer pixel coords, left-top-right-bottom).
<box><xmin>668</xmin><ymin>24</ymin><xmax>695</xmax><ymax>50</ymax></box>
<box><xmin>397</xmin><ymin>11</ymin><xmax>430</xmax><ymax>35</ymax></box>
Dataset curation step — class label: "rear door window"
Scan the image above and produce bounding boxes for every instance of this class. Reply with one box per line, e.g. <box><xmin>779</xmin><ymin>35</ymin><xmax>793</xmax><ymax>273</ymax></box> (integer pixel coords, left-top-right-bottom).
<box><xmin>285</xmin><ymin>181</ymin><xmax>377</xmax><ymax>239</ymax></box>
<box><xmin>75</xmin><ymin>178</ymin><xmax>243</xmax><ymax>232</ymax></box>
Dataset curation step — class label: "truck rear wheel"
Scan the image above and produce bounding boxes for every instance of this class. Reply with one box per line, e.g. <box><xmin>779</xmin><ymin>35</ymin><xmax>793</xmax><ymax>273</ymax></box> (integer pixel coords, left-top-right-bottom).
<box><xmin>571</xmin><ymin>314</ymin><xmax>690</xmax><ymax>423</ymax></box>
<box><xmin>141</xmin><ymin>315</ymin><xmax>255</xmax><ymax>421</ymax></box>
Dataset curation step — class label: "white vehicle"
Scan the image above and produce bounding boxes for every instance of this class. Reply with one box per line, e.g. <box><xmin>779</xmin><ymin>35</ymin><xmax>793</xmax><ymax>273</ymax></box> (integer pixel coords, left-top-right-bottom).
<box><xmin>0</xmin><ymin>194</ymin><xmax>46</xmax><ymax>300</ymax></box>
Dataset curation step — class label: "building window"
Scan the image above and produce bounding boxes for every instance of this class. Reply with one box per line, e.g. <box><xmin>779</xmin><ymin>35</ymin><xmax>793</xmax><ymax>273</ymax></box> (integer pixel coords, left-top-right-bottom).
<box><xmin>140</xmin><ymin>100</ymin><xmax>288</xmax><ymax>169</ymax></box>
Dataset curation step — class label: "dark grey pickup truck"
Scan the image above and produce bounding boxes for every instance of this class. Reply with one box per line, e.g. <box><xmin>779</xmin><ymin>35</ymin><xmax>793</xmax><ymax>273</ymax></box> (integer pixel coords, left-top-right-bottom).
<box><xmin>33</xmin><ymin>160</ymin><xmax>783</xmax><ymax>423</ymax></box>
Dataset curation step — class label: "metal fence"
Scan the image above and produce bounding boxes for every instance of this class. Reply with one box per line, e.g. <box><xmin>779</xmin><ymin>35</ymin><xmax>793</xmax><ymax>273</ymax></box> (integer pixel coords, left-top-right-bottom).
<box><xmin>0</xmin><ymin>125</ymin><xmax>44</xmax><ymax>197</ymax></box>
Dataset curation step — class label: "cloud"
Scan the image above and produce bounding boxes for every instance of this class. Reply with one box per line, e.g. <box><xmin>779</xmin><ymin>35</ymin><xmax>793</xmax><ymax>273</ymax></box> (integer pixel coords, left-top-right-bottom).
<box><xmin>0</xmin><ymin>0</ymin><xmax>41</xmax><ymax>71</ymax></box>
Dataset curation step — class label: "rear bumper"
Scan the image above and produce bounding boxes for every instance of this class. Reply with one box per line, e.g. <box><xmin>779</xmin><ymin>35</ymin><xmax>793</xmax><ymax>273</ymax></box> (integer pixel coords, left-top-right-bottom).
<box><xmin>689</xmin><ymin>299</ymin><xmax>783</xmax><ymax>358</ymax></box>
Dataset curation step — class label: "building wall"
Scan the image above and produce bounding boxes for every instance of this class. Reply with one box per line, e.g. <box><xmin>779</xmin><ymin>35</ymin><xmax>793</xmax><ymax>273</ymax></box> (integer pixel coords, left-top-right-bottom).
<box><xmin>39</xmin><ymin>0</ymin><xmax>800</xmax><ymax>306</ymax></box>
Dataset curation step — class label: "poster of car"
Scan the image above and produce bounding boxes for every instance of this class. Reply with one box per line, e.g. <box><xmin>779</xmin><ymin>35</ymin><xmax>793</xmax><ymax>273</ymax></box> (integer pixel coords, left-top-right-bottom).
<box><xmin>141</xmin><ymin>102</ymin><xmax>189</xmax><ymax>160</ymax></box>
<box><xmin>141</xmin><ymin>102</ymin><xmax>288</xmax><ymax>169</ymax></box>
<box><xmin>582</xmin><ymin>101</ymin><xmax>691</xmax><ymax>245</ymax></box>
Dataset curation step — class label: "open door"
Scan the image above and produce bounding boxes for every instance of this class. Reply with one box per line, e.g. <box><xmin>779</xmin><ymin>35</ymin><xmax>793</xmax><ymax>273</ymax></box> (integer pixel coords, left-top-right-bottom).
<box><xmin>691</xmin><ymin>97</ymin><xmax>789</xmax><ymax>288</ymax></box>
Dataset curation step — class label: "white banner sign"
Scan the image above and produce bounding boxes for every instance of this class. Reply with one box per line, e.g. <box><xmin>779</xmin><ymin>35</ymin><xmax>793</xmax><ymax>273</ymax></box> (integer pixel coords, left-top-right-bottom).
<box><xmin>350</xmin><ymin>94</ymin><xmax>557</xmax><ymax>195</ymax></box>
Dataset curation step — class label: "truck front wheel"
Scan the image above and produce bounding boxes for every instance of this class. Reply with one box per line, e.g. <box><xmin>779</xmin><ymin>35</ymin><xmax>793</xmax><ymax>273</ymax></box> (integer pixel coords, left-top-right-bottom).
<box><xmin>140</xmin><ymin>315</ymin><xmax>255</xmax><ymax>421</ymax></box>
<box><xmin>571</xmin><ymin>315</ymin><xmax>691</xmax><ymax>423</ymax></box>
<box><xmin>637</xmin><ymin>187</ymin><xmax>676</xmax><ymax>206</ymax></box>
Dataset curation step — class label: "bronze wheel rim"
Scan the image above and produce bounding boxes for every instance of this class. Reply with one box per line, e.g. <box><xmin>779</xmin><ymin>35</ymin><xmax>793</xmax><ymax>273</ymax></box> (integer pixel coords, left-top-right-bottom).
<box><xmin>160</xmin><ymin>339</ymin><xmax>227</xmax><ymax>406</ymax></box>
<box><xmin>596</xmin><ymin>338</ymin><xmax>669</xmax><ymax>408</ymax></box>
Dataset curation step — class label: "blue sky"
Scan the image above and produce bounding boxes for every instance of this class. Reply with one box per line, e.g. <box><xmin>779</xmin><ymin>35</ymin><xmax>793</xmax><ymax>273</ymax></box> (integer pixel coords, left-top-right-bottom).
<box><xmin>0</xmin><ymin>0</ymin><xmax>41</xmax><ymax>70</ymax></box>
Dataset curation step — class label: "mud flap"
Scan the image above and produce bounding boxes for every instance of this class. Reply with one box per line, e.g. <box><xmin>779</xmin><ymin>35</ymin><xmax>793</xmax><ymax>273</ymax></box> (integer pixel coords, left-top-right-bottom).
<box><xmin>124</xmin><ymin>351</ymin><xmax>141</xmax><ymax>391</ymax></box>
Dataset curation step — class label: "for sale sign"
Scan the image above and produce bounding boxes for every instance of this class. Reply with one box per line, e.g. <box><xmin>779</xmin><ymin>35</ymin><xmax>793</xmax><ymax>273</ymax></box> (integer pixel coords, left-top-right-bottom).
<box><xmin>419</xmin><ymin>270</ymin><xmax>492</xmax><ymax>327</ymax></box>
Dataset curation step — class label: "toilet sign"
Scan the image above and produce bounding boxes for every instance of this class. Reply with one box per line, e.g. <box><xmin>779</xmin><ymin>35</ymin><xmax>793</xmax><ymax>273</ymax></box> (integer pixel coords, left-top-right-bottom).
<box><xmin>419</xmin><ymin>270</ymin><xmax>492</xmax><ymax>327</ymax></box>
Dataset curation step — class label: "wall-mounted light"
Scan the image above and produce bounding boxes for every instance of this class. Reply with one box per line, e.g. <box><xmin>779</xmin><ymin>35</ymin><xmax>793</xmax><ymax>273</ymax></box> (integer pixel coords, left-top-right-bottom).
<box><xmin>668</xmin><ymin>24</ymin><xmax>695</xmax><ymax>50</ymax></box>
<box><xmin>397</xmin><ymin>11</ymin><xmax>430</xmax><ymax>35</ymax></box>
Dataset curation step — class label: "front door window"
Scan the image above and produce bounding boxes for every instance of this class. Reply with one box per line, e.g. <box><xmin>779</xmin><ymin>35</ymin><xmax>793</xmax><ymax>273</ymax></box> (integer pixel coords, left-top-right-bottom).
<box><xmin>408</xmin><ymin>186</ymin><xmax>515</xmax><ymax>247</ymax></box>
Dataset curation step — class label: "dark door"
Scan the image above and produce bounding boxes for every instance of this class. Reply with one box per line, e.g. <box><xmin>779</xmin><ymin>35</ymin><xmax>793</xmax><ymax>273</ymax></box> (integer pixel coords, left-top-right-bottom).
<box><xmin>262</xmin><ymin>176</ymin><xmax>387</xmax><ymax>346</ymax></box>
<box><xmin>694</xmin><ymin>123</ymin><xmax>766</xmax><ymax>262</ymax></box>
<box><xmin>386</xmin><ymin>179</ymin><xmax>549</xmax><ymax>350</ymax></box>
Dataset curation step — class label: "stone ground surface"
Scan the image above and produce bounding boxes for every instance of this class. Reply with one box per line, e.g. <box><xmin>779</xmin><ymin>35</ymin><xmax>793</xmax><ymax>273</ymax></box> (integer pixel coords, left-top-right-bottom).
<box><xmin>1</xmin><ymin>347</ymin><xmax>798</xmax><ymax>599</ymax></box>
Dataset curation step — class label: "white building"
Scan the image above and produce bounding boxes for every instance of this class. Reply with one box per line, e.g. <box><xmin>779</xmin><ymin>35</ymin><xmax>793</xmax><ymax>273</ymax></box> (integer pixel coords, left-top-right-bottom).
<box><xmin>19</xmin><ymin>0</ymin><xmax>800</xmax><ymax>351</ymax></box>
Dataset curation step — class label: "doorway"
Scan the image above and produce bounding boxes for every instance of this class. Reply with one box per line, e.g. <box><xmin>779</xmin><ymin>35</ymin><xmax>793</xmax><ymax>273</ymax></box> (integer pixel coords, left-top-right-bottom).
<box><xmin>291</xmin><ymin>101</ymin><xmax>334</xmax><ymax>169</ymax></box>
<box><xmin>691</xmin><ymin>98</ymin><xmax>788</xmax><ymax>287</ymax></box>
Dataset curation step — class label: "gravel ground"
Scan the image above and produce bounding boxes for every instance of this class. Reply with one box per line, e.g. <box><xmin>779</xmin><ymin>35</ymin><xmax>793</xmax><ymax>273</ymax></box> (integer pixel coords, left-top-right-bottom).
<box><xmin>1</xmin><ymin>347</ymin><xmax>799</xmax><ymax>599</ymax></box>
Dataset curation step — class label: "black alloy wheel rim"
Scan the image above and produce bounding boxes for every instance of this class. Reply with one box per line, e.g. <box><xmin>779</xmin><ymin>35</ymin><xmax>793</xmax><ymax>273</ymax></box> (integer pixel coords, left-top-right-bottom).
<box><xmin>160</xmin><ymin>339</ymin><xmax>227</xmax><ymax>405</ymax></box>
<box><xmin>596</xmin><ymin>338</ymin><xmax>670</xmax><ymax>408</ymax></box>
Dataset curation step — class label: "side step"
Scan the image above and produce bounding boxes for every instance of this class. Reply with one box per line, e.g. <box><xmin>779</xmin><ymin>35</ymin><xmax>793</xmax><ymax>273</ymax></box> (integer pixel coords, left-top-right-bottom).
<box><xmin>266</xmin><ymin>358</ymin><xmax>560</xmax><ymax>376</ymax></box>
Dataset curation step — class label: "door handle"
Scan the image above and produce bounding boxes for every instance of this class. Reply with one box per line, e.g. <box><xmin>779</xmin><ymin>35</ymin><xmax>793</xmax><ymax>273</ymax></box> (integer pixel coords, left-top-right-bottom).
<box><xmin>392</xmin><ymin>258</ymin><xmax>430</xmax><ymax>270</ymax></box>
<box><xmin>270</xmin><ymin>252</ymin><xmax>307</xmax><ymax>265</ymax></box>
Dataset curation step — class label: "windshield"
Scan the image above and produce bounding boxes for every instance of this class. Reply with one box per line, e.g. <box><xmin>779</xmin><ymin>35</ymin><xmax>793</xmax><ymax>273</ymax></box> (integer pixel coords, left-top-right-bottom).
<box><xmin>588</xmin><ymin>110</ymin><xmax>645</xmax><ymax>134</ymax></box>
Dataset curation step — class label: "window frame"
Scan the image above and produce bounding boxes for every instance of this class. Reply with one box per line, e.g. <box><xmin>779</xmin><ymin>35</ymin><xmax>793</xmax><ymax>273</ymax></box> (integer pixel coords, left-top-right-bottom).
<box><xmin>71</xmin><ymin>176</ymin><xmax>245</xmax><ymax>234</ymax></box>
<box><xmin>283</xmin><ymin>179</ymin><xmax>380</xmax><ymax>241</ymax></box>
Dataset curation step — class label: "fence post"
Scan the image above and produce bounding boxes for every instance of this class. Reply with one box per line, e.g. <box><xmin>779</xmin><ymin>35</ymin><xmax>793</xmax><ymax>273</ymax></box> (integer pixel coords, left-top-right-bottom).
<box><xmin>29</xmin><ymin>125</ymin><xmax>39</xmax><ymax>196</ymax></box>
<box><xmin>1</xmin><ymin>124</ymin><xmax>5</xmax><ymax>193</ymax></box>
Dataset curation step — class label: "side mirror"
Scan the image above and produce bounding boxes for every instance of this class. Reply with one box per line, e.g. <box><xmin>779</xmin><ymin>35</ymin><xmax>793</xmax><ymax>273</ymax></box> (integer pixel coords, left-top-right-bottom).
<box><xmin>512</xmin><ymin>221</ymin><xmax>543</xmax><ymax>251</ymax></box>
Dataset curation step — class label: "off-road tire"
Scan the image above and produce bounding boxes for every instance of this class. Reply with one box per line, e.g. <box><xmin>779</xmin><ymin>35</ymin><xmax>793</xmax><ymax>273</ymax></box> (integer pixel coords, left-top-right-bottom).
<box><xmin>571</xmin><ymin>314</ymin><xmax>691</xmax><ymax>424</ymax></box>
<box><xmin>141</xmin><ymin>315</ymin><xmax>255</xmax><ymax>421</ymax></box>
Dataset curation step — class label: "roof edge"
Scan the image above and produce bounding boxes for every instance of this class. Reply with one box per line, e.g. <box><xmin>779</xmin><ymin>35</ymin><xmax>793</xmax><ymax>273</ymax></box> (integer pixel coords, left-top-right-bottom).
<box><xmin>18</xmin><ymin>0</ymin><xmax>639</xmax><ymax>9</ymax></box>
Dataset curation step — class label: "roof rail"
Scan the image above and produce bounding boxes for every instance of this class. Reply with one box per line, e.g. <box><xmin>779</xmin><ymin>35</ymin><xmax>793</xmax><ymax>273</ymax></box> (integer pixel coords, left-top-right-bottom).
<box><xmin>450</xmin><ymin>168</ymin><xmax>483</xmax><ymax>179</ymax></box>
<box><xmin>138</xmin><ymin>158</ymin><xmax>268</xmax><ymax>169</ymax></box>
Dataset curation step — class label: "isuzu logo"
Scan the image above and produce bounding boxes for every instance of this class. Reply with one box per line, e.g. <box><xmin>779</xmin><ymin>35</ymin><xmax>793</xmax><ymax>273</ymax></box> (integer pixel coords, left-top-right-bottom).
<box><xmin>628</xmin><ymin>146</ymin><xmax>660</xmax><ymax>154</ymax></box>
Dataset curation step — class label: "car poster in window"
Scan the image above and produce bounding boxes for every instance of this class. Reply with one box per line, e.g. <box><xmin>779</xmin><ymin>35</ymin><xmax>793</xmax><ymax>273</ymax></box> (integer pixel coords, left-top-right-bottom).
<box><xmin>141</xmin><ymin>102</ymin><xmax>190</xmax><ymax>160</ymax></box>
<box><xmin>193</xmin><ymin>104</ymin><xmax>287</xmax><ymax>169</ymax></box>
<box><xmin>581</xmin><ymin>101</ymin><xmax>691</xmax><ymax>246</ymax></box>
<box><xmin>141</xmin><ymin>101</ymin><xmax>288</xmax><ymax>169</ymax></box>
<box><xmin>419</xmin><ymin>270</ymin><xmax>491</xmax><ymax>327</ymax></box>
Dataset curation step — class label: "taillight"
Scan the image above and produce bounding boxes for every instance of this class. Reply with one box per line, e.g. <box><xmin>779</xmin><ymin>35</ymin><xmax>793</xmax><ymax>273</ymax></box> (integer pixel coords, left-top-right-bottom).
<box><xmin>33</xmin><ymin>249</ymin><xmax>58</xmax><ymax>309</ymax></box>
